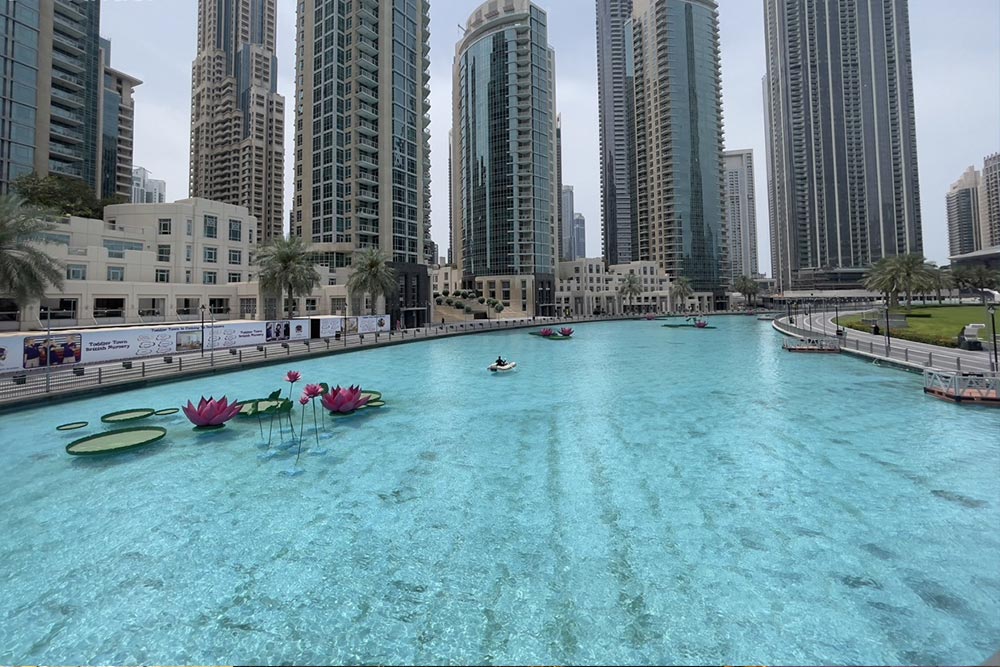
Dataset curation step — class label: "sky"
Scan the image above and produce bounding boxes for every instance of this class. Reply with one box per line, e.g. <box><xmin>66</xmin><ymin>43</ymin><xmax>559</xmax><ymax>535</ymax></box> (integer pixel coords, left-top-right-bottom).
<box><xmin>102</xmin><ymin>0</ymin><xmax>1000</xmax><ymax>272</ymax></box>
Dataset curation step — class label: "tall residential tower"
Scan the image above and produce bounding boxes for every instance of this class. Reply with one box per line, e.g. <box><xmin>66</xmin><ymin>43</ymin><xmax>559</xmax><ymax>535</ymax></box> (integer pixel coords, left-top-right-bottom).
<box><xmin>981</xmin><ymin>153</ymin><xmax>1000</xmax><ymax>249</ymax></box>
<box><xmin>631</xmin><ymin>0</ymin><xmax>726</xmax><ymax>297</ymax></box>
<box><xmin>292</xmin><ymin>0</ymin><xmax>432</xmax><ymax>327</ymax></box>
<box><xmin>596</xmin><ymin>0</ymin><xmax>638</xmax><ymax>264</ymax></box>
<box><xmin>764</xmin><ymin>0</ymin><xmax>922</xmax><ymax>290</ymax></box>
<box><xmin>724</xmin><ymin>149</ymin><xmax>758</xmax><ymax>280</ymax></box>
<box><xmin>189</xmin><ymin>0</ymin><xmax>284</xmax><ymax>242</ymax></box>
<box><xmin>451</xmin><ymin>0</ymin><xmax>558</xmax><ymax>316</ymax></box>
<box><xmin>945</xmin><ymin>166</ymin><xmax>981</xmax><ymax>257</ymax></box>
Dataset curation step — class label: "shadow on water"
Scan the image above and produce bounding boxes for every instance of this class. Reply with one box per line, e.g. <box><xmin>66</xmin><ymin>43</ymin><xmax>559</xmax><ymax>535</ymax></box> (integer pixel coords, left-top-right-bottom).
<box><xmin>68</xmin><ymin>441</ymin><xmax>167</xmax><ymax>469</ymax></box>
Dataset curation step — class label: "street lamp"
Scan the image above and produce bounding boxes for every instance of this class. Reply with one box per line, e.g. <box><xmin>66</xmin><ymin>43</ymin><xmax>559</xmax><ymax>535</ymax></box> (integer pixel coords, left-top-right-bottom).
<box><xmin>988</xmin><ymin>304</ymin><xmax>998</xmax><ymax>372</ymax></box>
<box><xmin>200</xmin><ymin>304</ymin><xmax>206</xmax><ymax>357</ymax></box>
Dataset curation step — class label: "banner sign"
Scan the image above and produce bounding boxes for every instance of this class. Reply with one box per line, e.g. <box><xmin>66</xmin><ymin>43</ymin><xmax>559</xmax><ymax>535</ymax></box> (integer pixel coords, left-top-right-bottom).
<box><xmin>0</xmin><ymin>319</ymin><xmax>310</xmax><ymax>373</ymax></box>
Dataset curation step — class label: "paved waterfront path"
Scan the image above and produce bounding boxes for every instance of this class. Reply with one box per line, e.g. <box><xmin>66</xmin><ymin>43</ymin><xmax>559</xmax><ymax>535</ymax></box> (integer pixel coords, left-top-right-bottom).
<box><xmin>0</xmin><ymin>315</ymin><xmax>622</xmax><ymax>410</ymax></box>
<box><xmin>775</xmin><ymin>311</ymin><xmax>996</xmax><ymax>374</ymax></box>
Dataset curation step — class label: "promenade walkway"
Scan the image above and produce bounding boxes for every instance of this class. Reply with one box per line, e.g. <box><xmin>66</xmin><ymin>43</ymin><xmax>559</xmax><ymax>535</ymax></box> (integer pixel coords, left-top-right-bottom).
<box><xmin>0</xmin><ymin>314</ymin><xmax>622</xmax><ymax>411</ymax></box>
<box><xmin>774</xmin><ymin>311</ymin><xmax>996</xmax><ymax>374</ymax></box>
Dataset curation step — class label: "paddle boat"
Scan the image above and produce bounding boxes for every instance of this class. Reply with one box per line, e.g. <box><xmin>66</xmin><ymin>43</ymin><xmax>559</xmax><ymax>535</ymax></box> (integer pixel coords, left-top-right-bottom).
<box><xmin>488</xmin><ymin>360</ymin><xmax>517</xmax><ymax>372</ymax></box>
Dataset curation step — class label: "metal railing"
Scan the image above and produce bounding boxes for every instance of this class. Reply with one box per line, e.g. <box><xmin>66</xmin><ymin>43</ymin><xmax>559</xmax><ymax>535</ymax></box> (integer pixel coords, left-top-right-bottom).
<box><xmin>924</xmin><ymin>369</ymin><xmax>999</xmax><ymax>403</ymax></box>
<box><xmin>0</xmin><ymin>314</ymin><xmax>626</xmax><ymax>407</ymax></box>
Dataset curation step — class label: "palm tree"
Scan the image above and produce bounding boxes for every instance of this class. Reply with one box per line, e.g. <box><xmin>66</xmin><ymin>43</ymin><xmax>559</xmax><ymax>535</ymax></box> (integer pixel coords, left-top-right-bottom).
<box><xmin>864</xmin><ymin>254</ymin><xmax>936</xmax><ymax>311</ymax></box>
<box><xmin>959</xmin><ymin>265</ymin><xmax>1000</xmax><ymax>304</ymax></box>
<box><xmin>0</xmin><ymin>195</ymin><xmax>64</xmax><ymax>316</ymax></box>
<box><xmin>733</xmin><ymin>275</ymin><xmax>759</xmax><ymax>308</ymax></box>
<box><xmin>669</xmin><ymin>277</ymin><xmax>694</xmax><ymax>312</ymax></box>
<box><xmin>254</xmin><ymin>236</ymin><xmax>321</xmax><ymax>319</ymax></box>
<box><xmin>928</xmin><ymin>267</ymin><xmax>951</xmax><ymax>305</ymax></box>
<box><xmin>863</xmin><ymin>258</ymin><xmax>900</xmax><ymax>307</ymax></box>
<box><xmin>619</xmin><ymin>273</ymin><xmax>642</xmax><ymax>314</ymax></box>
<box><xmin>346</xmin><ymin>248</ymin><xmax>397</xmax><ymax>315</ymax></box>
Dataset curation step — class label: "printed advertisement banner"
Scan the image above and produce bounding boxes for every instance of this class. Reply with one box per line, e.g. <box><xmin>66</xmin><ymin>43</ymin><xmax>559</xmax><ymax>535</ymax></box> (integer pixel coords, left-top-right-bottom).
<box><xmin>0</xmin><ymin>319</ymin><xmax>310</xmax><ymax>373</ymax></box>
<box><xmin>317</xmin><ymin>317</ymin><xmax>344</xmax><ymax>338</ymax></box>
<box><xmin>358</xmin><ymin>315</ymin><xmax>391</xmax><ymax>333</ymax></box>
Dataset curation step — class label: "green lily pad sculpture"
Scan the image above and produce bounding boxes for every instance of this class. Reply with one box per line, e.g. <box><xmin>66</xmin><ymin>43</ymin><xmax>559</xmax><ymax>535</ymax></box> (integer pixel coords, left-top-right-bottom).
<box><xmin>66</xmin><ymin>427</ymin><xmax>167</xmax><ymax>456</ymax></box>
<box><xmin>101</xmin><ymin>408</ymin><xmax>156</xmax><ymax>423</ymax></box>
<box><xmin>56</xmin><ymin>421</ymin><xmax>88</xmax><ymax>431</ymax></box>
<box><xmin>320</xmin><ymin>386</ymin><xmax>385</xmax><ymax>418</ymax></box>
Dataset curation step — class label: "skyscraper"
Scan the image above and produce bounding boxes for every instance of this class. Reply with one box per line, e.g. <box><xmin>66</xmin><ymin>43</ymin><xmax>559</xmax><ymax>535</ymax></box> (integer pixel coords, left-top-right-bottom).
<box><xmin>97</xmin><ymin>38</ymin><xmax>141</xmax><ymax>200</ymax></box>
<box><xmin>0</xmin><ymin>1</ymin><xmax>107</xmax><ymax>193</ymax></box>
<box><xmin>451</xmin><ymin>0</ymin><xmax>558</xmax><ymax>316</ymax></box>
<box><xmin>723</xmin><ymin>149</ymin><xmax>758</xmax><ymax>280</ymax></box>
<box><xmin>292</xmin><ymin>0</ymin><xmax>432</xmax><ymax>327</ymax></box>
<box><xmin>573</xmin><ymin>213</ymin><xmax>587</xmax><ymax>260</ymax></box>
<box><xmin>980</xmin><ymin>153</ymin><xmax>1000</xmax><ymax>250</ymax></box>
<box><xmin>189</xmin><ymin>0</ymin><xmax>284</xmax><ymax>243</ymax></box>
<box><xmin>556</xmin><ymin>114</ymin><xmax>564</xmax><ymax>262</ymax></box>
<box><xmin>132</xmin><ymin>166</ymin><xmax>167</xmax><ymax>204</ymax></box>
<box><xmin>764</xmin><ymin>0</ymin><xmax>922</xmax><ymax>291</ymax></box>
<box><xmin>631</xmin><ymin>0</ymin><xmax>726</xmax><ymax>296</ymax></box>
<box><xmin>561</xmin><ymin>185</ymin><xmax>575</xmax><ymax>261</ymax></box>
<box><xmin>946</xmin><ymin>166</ymin><xmax>981</xmax><ymax>257</ymax></box>
<box><xmin>596</xmin><ymin>0</ymin><xmax>638</xmax><ymax>264</ymax></box>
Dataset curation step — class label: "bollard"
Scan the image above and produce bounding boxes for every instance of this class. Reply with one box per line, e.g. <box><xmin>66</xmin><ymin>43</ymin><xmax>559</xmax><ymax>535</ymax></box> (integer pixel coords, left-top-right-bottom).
<box><xmin>904</xmin><ymin>348</ymin><xmax>908</xmax><ymax>362</ymax></box>
<box><xmin>928</xmin><ymin>352</ymin><xmax>932</xmax><ymax>367</ymax></box>
<box><xmin>239</xmin><ymin>350</ymin><xmax>243</xmax><ymax>363</ymax></box>
<box><xmin>142</xmin><ymin>362</ymin><xmax>146</xmax><ymax>377</ymax></box>
<box><xmin>98</xmin><ymin>367</ymin><xmax>103</xmax><ymax>385</ymax></box>
<box><xmin>956</xmin><ymin>357</ymin><xmax>961</xmax><ymax>372</ymax></box>
<box><xmin>869</xmin><ymin>341</ymin><xmax>873</xmax><ymax>353</ymax></box>
<box><xmin>179</xmin><ymin>357</ymin><xmax>183</xmax><ymax>371</ymax></box>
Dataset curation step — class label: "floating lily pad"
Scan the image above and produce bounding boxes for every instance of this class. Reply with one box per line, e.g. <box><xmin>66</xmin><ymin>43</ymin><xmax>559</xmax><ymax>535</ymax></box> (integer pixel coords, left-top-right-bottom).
<box><xmin>154</xmin><ymin>408</ymin><xmax>179</xmax><ymax>416</ymax></box>
<box><xmin>56</xmin><ymin>421</ymin><xmax>88</xmax><ymax>431</ymax></box>
<box><xmin>365</xmin><ymin>401</ymin><xmax>385</xmax><ymax>408</ymax></box>
<box><xmin>237</xmin><ymin>398</ymin><xmax>289</xmax><ymax>417</ymax></box>
<box><xmin>66</xmin><ymin>427</ymin><xmax>167</xmax><ymax>456</ymax></box>
<box><xmin>359</xmin><ymin>390</ymin><xmax>382</xmax><ymax>402</ymax></box>
<box><xmin>101</xmin><ymin>408</ymin><xmax>156</xmax><ymax>423</ymax></box>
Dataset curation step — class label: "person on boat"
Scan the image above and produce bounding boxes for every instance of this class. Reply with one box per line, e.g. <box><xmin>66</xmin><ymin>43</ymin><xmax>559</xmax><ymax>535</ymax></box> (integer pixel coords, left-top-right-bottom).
<box><xmin>495</xmin><ymin>355</ymin><xmax>507</xmax><ymax>367</ymax></box>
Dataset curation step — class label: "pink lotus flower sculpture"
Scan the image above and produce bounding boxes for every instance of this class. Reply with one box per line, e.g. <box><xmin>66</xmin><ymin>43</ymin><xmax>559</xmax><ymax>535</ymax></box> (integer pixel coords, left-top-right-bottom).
<box><xmin>303</xmin><ymin>383</ymin><xmax>324</xmax><ymax>399</ymax></box>
<box><xmin>695</xmin><ymin>320</ymin><xmax>708</xmax><ymax>328</ymax></box>
<box><xmin>645</xmin><ymin>313</ymin><xmax>655</xmax><ymax>320</ymax></box>
<box><xmin>539</xmin><ymin>327</ymin><xmax>554</xmax><ymax>337</ymax></box>
<box><xmin>182</xmin><ymin>396</ymin><xmax>241</xmax><ymax>429</ymax></box>
<box><xmin>285</xmin><ymin>370</ymin><xmax>301</xmax><ymax>383</ymax></box>
<box><xmin>559</xmin><ymin>327</ymin><xmax>574</xmax><ymax>337</ymax></box>
<box><xmin>321</xmin><ymin>385</ymin><xmax>371</xmax><ymax>414</ymax></box>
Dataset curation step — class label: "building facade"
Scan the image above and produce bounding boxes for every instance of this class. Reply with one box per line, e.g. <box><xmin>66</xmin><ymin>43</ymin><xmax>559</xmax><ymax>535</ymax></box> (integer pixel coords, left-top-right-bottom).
<box><xmin>132</xmin><ymin>166</ymin><xmax>166</xmax><ymax>204</ymax></box>
<box><xmin>451</xmin><ymin>0</ymin><xmax>559</xmax><ymax>317</ymax></box>
<box><xmin>631</xmin><ymin>0</ymin><xmax>726</xmax><ymax>300</ymax></box>
<box><xmin>572</xmin><ymin>213</ymin><xmax>587</xmax><ymax>260</ymax></box>
<box><xmin>189</xmin><ymin>0</ymin><xmax>284</xmax><ymax>243</ymax></box>
<box><xmin>97</xmin><ymin>38</ymin><xmax>141</xmax><ymax>200</ymax></box>
<box><xmin>561</xmin><ymin>185</ymin><xmax>574</xmax><ymax>260</ymax></box>
<box><xmin>292</xmin><ymin>0</ymin><xmax>432</xmax><ymax>328</ymax></box>
<box><xmin>981</xmin><ymin>153</ymin><xmax>1000</xmax><ymax>250</ymax></box>
<box><xmin>946</xmin><ymin>166</ymin><xmax>981</xmax><ymax>257</ymax></box>
<box><xmin>596</xmin><ymin>0</ymin><xmax>638</xmax><ymax>264</ymax></box>
<box><xmin>765</xmin><ymin>0</ymin><xmax>923</xmax><ymax>291</ymax></box>
<box><xmin>723</xmin><ymin>149</ymin><xmax>758</xmax><ymax>280</ymax></box>
<box><xmin>556</xmin><ymin>258</ymin><xmax>672</xmax><ymax>316</ymax></box>
<box><xmin>0</xmin><ymin>1</ymin><xmax>141</xmax><ymax>197</ymax></box>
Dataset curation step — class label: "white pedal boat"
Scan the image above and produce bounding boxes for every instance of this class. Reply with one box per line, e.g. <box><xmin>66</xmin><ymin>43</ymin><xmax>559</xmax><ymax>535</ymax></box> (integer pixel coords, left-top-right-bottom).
<box><xmin>488</xmin><ymin>361</ymin><xmax>517</xmax><ymax>372</ymax></box>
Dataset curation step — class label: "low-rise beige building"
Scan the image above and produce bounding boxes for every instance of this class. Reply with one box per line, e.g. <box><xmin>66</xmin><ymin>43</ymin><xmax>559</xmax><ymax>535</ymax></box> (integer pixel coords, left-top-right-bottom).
<box><xmin>555</xmin><ymin>259</ymin><xmax>676</xmax><ymax>315</ymax></box>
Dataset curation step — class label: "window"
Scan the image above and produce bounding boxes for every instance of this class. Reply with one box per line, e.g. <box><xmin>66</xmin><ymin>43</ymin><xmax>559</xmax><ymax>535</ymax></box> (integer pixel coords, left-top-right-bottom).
<box><xmin>185</xmin><ymin>269</ymin><xmax>192</xmax><ymax>284</ymax></box>
<box><xmin>203</xmin><ymin>271</ymin><xmax>217</xmax><ymax>285</ymax></box>
<box><xmin>186</xmin><ymin>219</ymin><xmax>193</xmax><ymax>236</ymax></box>
<box><xmin>204</xmin><ymin>215</ymin><xmax>218</xmax><ymax>238</ymax></box>
<box><xmin>204</xmin><ymin>247</ymin><xmax>217</xmax><ymax>263</ymax></box>
<box><xmin>158</xmin><ymin>218</ymin><xmax>172</xmax><ymax>234</ymax></box>
<box><xmin>155</xmin><ymin>269</ymin><xmax>170</xmax><ymax>283</ymax></box>
<box><xmin>186</xmin><ymin>245</ymin><xmax>192</xmax><ymax>261</ymax></box>
<box><xmin>228</xmin><ymin>249</ymin><xmax>242</xmax><ymax>265</ymax></box>
<box><xmin>305</xmin><ymin>298</ymin><xmax>317</xmax><ymax>312</ymax></box>
<box><xmin>103</xmin><ymin>240</ymin><xmax>143</xmax><ymax>258</ymax></box>
<box><xmin>107</xmin><ymin>266</ymin><xmax>125</xmax><ymax>282</ymax></box>
<box><xmin>229</xmin><ymin>219</ymin><xmax>242</xmax><ymax>241</ymax></box>
<box><xmin>66</xmin><ymin>264</ymin><xmax>86</xmax><ymax>280</ymax></box>
<box><xmin>157</xmin><ymin>245</ymin><xmax>171</xmax><ymax>262</ymax></box>
<box><xmin>228</xmin><ymin>272</ymin><xmax>242</xmax><ymax>283</ymax></box>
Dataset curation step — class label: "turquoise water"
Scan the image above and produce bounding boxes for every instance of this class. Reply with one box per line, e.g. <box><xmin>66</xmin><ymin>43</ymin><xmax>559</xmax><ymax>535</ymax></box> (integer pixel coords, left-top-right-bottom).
<box><xmin>1</xmin><ymin>319</ymin><xmax>998</xmax><ymax>665</ymax></box>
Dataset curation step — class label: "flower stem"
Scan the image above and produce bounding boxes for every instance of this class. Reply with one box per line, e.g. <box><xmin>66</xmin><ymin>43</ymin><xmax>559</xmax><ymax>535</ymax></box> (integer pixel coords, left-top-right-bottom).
<box><xmin>312</xmin><ymin>401</ymin><xmax>320</xmax><ymax>447</ymax></box>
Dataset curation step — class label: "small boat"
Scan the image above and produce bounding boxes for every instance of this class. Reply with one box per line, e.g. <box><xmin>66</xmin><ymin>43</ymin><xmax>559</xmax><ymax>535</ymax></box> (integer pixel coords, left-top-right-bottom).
<box><xmin>488</xmin><ymin>361</ymin><xmax>517</xmax><ymax>372</ymax></box>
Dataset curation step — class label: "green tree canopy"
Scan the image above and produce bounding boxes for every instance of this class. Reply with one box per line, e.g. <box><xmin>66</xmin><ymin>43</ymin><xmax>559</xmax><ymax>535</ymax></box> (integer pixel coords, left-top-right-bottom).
<box><xmin>0</xmin><ymin>195</ymin><xmax>65</xmax><ymax>308</ymax></box>
<box><xmin>670</xmin><ymin>277</ymin><xmax>694</xmax><ymax>309</ymax></box>
<box><xmin>619</xmin><ymin>273</ymin><xmax>642</xmax><ymax>311</ymax></box>
<box><xmin>12</xmin><ymin>173</ymin><xmax>122</xmax><ymax>219</ymax></box>
<box><xmin>254</xmin><ymin>236</ymin><xmax>321</xmax><ymax>319</ymax></box>
<box><xmin>347</xmin><ymin>248</ymin><xmax>397</xmax><ymax>315</ymax></box>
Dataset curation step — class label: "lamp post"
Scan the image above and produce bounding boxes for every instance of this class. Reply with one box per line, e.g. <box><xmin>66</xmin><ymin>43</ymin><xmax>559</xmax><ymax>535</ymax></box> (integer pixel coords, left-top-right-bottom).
<box><xmin>200</xmin><ymin>304</ymin><xmax>206</xmax><ymax>357</ymax></box>
<box><xmin>884</xmin><ymin>306</ymin><xmax>891</xmax><ymax>352</ymax></box>
<box><xmin>210</xmin><ymin>307</ymin><xmax>216</xmax><ymax>364</ymax></box>
<box><xmin>45</xmin><ymin>306</ymin><xmax>51</xmax><ymax>393</ymax></box>
<box><xmin>988</xmin><ymin>304</ymin><xmax>998</xmax><ymax>372</ymax></box>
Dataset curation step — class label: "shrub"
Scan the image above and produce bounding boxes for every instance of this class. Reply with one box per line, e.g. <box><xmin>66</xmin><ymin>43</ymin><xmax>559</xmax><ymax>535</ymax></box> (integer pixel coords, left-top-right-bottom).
<box><xmin>433</xmin><ymin>291</ymin><xmax>440</xmax><ymax>298</ymax></box>
<box><xmin>494</xmin><ymin>304</ymin><xmax>504</xmax><ymax>313</ymax></box>
<box><xmin>478</xmin><ymin>297</ymin><xmax>486</xmax><ymax>304</ymax></box>
<box><xmin>464</xmin><ymin>306</ymin><xmax>473</xmax><ymax>314</ymax></box>
<box><xmin>454</xmin><ymin>301</ymin><xmax>464</xmax><ymax>309</ymax></box>
<box><xmin>442</xmin><ymin>290</ymin><xmax>450</xmax><ymax>297</ymax></box>
<box><xmin>445</xmin><ymin>298</ymin><xmax>454</xmax><ymax>306</ymax></box>
<box><xmin>435</xmin><ymin>297</ymin><xmax>443</xmax><ymax>305</ymax></box>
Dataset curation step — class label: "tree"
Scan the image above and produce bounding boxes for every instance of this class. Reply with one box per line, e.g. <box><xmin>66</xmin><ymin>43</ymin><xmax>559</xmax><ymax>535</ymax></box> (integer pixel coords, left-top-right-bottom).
<box><xmin>669</xmin><ymin>277</ymin><xmax>694</xmax><ymax>311</ymax></box>
<box><xmin>619</xmin><ymin>273</ymin><xmax>642</xmax><ymax>313</ymax></box>
<box><xmin>12</xmin><ymin>173</ymin><xmax>120</xmax><ymax>219</ymax></box>
<box><xmin>927</xmin><ymin>267</ymin><xmax>951</xmax><ymax>305</ymax></box>
<box><xmin>254</xmin><ymin>236</ymin><xmax>321</xmax><ymax>319</ymax></box>
<box><xmin>951</xmin><ymin>264</ymin><xmax>1000</xmax><ymax>304</ymax></box>
<box><xmin>0</xmin><ymin>195</ymin><xmax>65</xmax><ymax>312</ymax></box>
<box><xmin>733</xmin><ymin>275</ymin><xmax>759</xmax><ymax>308</ymax></box>
<box><xmin>863</xmin><ymin>258</ymin><xmax>900</xmax><ymax>307</ymax></box>
<box><xmin>346</xmin><ymin>247</ymin><xmax>397</xmax><ymax>315</ymax></box>
<box><xmin>864</xmin><ymin>255</ymin><xmax>935</xmax><ymax>310</ymax></box>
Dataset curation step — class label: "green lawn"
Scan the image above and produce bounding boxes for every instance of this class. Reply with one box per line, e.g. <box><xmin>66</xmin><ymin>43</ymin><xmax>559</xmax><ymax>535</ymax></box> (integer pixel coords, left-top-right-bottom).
<box><xmin>838</xmin><ymin>305</ymin><xmax>997</xmax><ymax>348</ymax></box>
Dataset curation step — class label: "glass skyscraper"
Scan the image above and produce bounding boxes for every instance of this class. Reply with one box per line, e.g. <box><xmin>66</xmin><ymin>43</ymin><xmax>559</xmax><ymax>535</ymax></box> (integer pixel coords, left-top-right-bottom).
<box><xmin>631</xmin><ymin>0</ymin><xmax>726</xmax><ymax>296</ymax></box>
<box><xmin>764</xmin><ymin>0</ymin><xmax>923</xmax><ymax>291</ymax></box>
<box><xmin>451</xmin><ymin>0</ymin><xmax>558</xmax><ymax>316</ymax></box>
